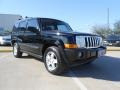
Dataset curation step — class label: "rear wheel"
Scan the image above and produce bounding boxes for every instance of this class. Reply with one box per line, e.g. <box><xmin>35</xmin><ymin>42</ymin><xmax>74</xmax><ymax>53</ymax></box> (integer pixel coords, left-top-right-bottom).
<box><xmin>13</xmin><ymin>43</ymin><xmax>22</xmax><ymax>58</ymax></box>
<box><xmin>44</xmin><ymin>46</ymin><xmax>67</xmax><ymax>75</ymax></box>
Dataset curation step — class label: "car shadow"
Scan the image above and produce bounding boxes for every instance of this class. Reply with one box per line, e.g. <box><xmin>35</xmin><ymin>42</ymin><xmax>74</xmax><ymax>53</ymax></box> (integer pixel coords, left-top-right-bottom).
<box><xmin>64</xmin><ymin>56</ymin><xmax>120</xmax><ymax>82</ymax></box>
<box><xmin>21</xmin><ymin>54</ymin><xmax>120</xmax><ymax>82</ymax></box>
<box><xmin>21</xmin><ymin>55</ymin><xmax>43</xmax><ymax>62</ymax></box>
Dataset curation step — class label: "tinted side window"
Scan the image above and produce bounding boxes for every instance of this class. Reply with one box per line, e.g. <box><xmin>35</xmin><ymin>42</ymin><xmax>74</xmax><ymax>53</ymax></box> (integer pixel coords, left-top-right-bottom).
<box><xmin>27</xmin><ymin>19</ymin><xmax>39</xmax><ymax>34</ymax></box>
<box><xmin>57</xmin><ymin>25</ymin><xmax>68</xmax><ymax>32</ymax></box>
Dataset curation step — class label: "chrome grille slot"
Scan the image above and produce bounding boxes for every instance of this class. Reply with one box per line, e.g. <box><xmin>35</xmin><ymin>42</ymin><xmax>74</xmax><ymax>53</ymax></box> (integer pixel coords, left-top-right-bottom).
<box><xmin>95</xmin><ymin>37</ymin><xmax>97</xmax><ymax>47</ymax></box>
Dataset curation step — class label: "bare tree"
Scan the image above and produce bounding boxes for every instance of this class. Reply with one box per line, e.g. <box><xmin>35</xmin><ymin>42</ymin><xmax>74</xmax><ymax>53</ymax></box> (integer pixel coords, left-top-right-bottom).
<box><xmin>114</xmin><ymin>20</ymin><xmax>120</xmax><ymax>34</ymax></box>
<box><xmin>92</xmin><ymin>25</ymin><xmax>112</xmax><ymax>39</ymax></box>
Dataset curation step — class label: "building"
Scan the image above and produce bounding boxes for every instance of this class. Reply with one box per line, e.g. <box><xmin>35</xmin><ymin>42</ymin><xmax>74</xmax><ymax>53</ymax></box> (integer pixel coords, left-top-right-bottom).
<box><xmin>0</xmin><ymin>14</ymin><xmax>22</xmax><ymax>33</ymax></box>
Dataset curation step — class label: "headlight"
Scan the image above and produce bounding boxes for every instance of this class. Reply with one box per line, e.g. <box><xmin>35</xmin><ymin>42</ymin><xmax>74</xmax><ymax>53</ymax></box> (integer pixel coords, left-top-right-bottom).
<box><xmin>76</xmin><ymin>36</ymin><xmax>85</xmax><ymax>48</ymax></box>
<box><xmin>98</xmin><ymin>37</ymin><xmax>103</xmax><ymax>46</ymax></box>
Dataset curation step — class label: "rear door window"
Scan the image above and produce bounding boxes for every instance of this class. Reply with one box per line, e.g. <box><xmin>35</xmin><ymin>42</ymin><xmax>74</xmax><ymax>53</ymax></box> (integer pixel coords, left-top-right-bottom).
<box><xmin>19</xmin><ymin>21</ymin><xmax>27</xmax><ymax>34</ymax></box>
<box><xmin>26</xmin><ymin>19</ymin><xmax>39</xmax><ymax>35</ymax></box>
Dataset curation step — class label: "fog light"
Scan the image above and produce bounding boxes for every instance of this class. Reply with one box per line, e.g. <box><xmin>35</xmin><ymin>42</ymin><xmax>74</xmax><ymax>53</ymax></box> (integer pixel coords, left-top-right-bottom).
<box><xmin>78</xmin><ymin>52</ymin><xmax>82</xmax><ymax>57</ymax></box>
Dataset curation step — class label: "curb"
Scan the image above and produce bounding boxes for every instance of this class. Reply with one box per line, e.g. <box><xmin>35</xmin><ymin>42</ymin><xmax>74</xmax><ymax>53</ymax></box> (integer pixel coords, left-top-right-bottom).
<box><xmin>107</xmin><ymin>49</ymin><xmax>120</xmax><ymax>51</ymax></box>
<box><xmin>0</xmin><ymin>50</ymin><xmax>13</xmax><ymax>52</ymax></box>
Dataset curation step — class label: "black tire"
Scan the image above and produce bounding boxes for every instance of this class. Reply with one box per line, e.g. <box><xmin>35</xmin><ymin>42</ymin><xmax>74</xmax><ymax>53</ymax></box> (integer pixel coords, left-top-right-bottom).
<box><xmin>44</xmin><ymin>46</ymin><xmax>67</xmax><ymax>75</ymax></box>
<box><xmin>13</xmin><ymin>43</ymin><xmax>22</xmax><ymax>58</ymax></box>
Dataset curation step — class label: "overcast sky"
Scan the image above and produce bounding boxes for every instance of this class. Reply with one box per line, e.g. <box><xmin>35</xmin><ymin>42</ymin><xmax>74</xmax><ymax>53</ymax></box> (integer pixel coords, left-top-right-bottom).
<box><xmin>0</xmin><ymin>0</ymin><xmax>120</xmax><ymax>33</ymax></box>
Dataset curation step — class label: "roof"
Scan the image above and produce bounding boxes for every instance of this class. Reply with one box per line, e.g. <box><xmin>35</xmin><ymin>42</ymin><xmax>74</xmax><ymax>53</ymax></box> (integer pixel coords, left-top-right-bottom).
<box><xmin>17</xmin><ymin>17</ymin><xmax>63</xmax><ymax>22</ymax></box>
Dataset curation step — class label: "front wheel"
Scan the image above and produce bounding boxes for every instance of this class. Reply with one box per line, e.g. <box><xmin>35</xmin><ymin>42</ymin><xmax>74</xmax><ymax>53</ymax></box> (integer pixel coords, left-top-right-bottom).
<box><xmin>44</xmin><ymin>46</ymin><xmax>67</xmax><ymax>75</ymax></box>
<box><xmin>13</xmin><ymin>43</ymin><xmax>22</xmax><ymax>58</ymax></box>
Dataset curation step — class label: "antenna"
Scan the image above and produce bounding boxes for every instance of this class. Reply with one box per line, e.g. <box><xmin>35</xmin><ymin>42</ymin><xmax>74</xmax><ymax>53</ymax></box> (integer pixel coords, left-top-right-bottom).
<box><xmin>107</xmin><ymin>8</ymin><xmax>110</xmax><ymax>30</ymax></box>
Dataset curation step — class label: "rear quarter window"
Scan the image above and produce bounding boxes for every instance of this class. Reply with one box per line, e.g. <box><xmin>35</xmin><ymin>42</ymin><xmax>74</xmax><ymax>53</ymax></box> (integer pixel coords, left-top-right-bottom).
<box><xmin>19</xmin><ymin>21</ymin><xmax>27</xmax><ymax>31</ymax></box>
<box><xmin>13</xmin><ymin>22</ymin><xmax>19</xmax><ymax>32</ymax></box>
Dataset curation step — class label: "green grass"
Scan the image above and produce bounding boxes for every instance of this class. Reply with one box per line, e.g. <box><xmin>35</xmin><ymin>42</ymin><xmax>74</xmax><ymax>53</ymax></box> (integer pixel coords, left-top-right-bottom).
<box><xmin>0</xmin><ymin>50</ymin><xmax>13</xmax><ymax>52</ymax></box>
<box><xmin>0</xmin><ymin>47</ymin><xmax>120</xmax><ymax>53</ymax></box>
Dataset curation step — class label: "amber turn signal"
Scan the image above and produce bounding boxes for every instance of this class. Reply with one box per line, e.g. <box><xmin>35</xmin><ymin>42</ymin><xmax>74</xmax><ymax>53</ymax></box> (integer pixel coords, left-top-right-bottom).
<box><xmin>64</xmin><ymin>44</ymin><xmax>78</xmax><ymax>48</ymax></box>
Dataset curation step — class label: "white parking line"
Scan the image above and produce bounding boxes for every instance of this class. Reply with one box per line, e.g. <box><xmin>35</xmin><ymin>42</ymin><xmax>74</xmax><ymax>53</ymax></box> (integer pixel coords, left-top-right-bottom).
<box><xmin>69</xmin><ymin>71</ymin><xmax>88</xmax><ymax>90</ymax></box>
<box><xmin>0</xmin><ymin>53</ymin><xmax>88</xmax><ymax>90</ymax></box>
<box><xmin>0</xmin><ymin>53</ymin><xmax>14</xmax><ymax>63</ymax></box>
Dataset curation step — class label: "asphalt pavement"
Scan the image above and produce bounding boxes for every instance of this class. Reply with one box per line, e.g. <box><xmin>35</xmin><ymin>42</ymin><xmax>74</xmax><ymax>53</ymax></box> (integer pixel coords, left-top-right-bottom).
<box><xmin>0</xmin><ymin>51</ymin><xmax>120</xmax><ymax>90</ymax></box>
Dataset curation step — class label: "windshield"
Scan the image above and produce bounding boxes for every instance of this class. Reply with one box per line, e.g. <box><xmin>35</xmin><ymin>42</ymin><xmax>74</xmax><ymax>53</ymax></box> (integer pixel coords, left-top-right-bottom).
<box><xmin>41</xmin><ymin>19</ymin><xmax>73</xmax><ymax>32</ymax></box>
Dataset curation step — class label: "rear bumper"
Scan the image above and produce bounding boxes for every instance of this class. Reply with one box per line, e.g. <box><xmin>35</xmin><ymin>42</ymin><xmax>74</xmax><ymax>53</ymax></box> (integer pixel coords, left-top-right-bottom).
<box><xmin>0</xmin><ymin>41</ymin><xmax>11</xmax><ymax>45</ymax></box>
<box><xmin>62</xmin><ymin>46</ymin><xmax>106</xmax><ymax>66</ymax></box>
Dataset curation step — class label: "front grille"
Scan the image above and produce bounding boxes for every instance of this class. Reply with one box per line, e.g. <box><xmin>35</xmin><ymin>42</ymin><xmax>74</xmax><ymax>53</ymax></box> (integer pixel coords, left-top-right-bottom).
<box><xmin>85</xmin><ymin>36</ymin><xmax>101</xmax><ymax>48</ymax></box>
<box><xmin>76</xmin><ymin>36</ymin><xmax>102</xmax><ymax>48</ymax></box>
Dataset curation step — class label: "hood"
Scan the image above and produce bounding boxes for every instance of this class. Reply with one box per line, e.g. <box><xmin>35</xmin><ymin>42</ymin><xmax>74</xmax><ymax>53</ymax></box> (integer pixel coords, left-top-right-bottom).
<box><xmin>42</xmin><ymin>30</ymin><xmax>98</xmax><ymax>36</ymax></box>
<box><xmin>60</xmin><ymin>31</ymin><xmax>97</xmax><ymax>36</ymax></box>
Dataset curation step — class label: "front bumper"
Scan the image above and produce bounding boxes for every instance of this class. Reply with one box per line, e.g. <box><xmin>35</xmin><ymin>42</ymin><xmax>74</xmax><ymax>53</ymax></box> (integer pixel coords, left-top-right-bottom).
<box><xmin>63</xmin><ymin>46</ymin><xmax>106</xmax><ymax>66</ymax></box>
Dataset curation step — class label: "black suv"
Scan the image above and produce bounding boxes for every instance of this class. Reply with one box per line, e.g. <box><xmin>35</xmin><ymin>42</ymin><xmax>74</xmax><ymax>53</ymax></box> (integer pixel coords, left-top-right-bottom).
<box><xmin>11</xmin><ymin>18</ymin><xmax>106</xmax><ymax>75</ymax></box>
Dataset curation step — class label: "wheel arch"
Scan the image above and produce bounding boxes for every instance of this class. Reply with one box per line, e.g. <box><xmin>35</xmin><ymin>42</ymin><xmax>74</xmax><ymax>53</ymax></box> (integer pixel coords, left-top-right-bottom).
<box><xmin>42</xmin><ymin>39</ymin><xmax>64</xmax><ymax>56</ymax></box>
<box><xmin>11</xmin><ymin>40</ymin><xmax>16</xmax><ymax>46</ymax></box>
